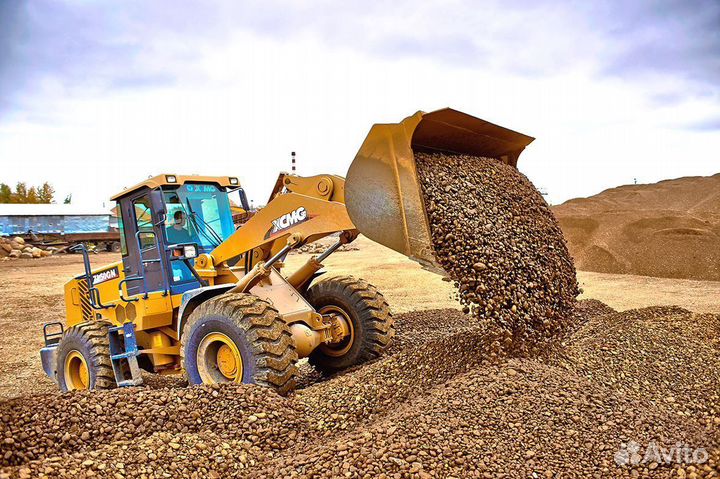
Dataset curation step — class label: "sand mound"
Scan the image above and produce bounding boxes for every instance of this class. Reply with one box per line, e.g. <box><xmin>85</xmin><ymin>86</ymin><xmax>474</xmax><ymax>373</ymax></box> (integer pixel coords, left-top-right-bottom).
<box><xmin>2</xmin><ymin>302</ymin><xmax>718</xmax><ymax>478</ymax></box>
<box><xmin>554</xmin><ymin>173</ymin><xmax>720</xmax><ymax>281</ymax></box>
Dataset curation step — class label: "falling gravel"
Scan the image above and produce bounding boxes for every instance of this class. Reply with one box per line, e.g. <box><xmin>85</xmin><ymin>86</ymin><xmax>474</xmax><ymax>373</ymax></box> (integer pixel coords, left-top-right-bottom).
<box><xmin>415</xmin><ymin>152</ymin><xmax>580</xmax><ymax>353</ymax></box>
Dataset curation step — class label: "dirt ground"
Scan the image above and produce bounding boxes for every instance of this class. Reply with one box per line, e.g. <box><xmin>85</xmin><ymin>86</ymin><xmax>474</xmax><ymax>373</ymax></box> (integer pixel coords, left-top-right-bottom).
<box><xmin>0</xmin><ymin>235</ymin><xmax>718</xmax><ymax>400</ymax></box>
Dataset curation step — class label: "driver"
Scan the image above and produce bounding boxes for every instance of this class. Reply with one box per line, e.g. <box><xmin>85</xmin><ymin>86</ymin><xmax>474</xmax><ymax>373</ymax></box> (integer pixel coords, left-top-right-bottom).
<box><xmin>167</xmin><ymin>210</ymin><xmax>193</xmax><ymax>244</ymax></box>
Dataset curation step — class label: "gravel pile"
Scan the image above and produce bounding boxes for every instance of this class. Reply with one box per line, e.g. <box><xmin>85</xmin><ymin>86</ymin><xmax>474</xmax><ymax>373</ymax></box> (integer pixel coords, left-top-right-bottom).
<box><xmin>559</xmin><ymin>306</ymin><xmax>720</xmax><ymax>426</ymax></box>
<box><xmin>257</xmin><ymin>305</ymin><xmax>719</xmax><ymax>479</ymax></box>
<box><xmin>415</xmin><ymin>152</ymin><xmax>580</xmax><ymax>354</ymax></box>
<box><xmin>1</xmin><ymin>303</ymin><xmax>717</xmax><ymax>478</ymax></box>
<box><xmin>262</xmin><ymin>360</ymin><xmax>715</xmax><ymax>478</ymax></box>
<box><xmin>0</xmin><ymin>384</ymin><xmax>306</xmax><ymax>474</ymax></box>
<box><xmin>297</xmin><ymin>309</ymin><xmax>509</xmax><ymax>436</ymax></box>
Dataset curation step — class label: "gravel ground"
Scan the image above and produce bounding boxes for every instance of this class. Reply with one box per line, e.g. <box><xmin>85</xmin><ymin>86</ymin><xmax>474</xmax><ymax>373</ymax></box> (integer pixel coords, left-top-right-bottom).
<box><xmin>1</xmin><ymin>301</ymin><xmax>717</xmax><ymax>478</ymax></box>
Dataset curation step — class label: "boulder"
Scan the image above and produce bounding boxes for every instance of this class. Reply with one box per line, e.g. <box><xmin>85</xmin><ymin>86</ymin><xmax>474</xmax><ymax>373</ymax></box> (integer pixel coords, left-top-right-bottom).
<box><xmin>22</xmin><ymin>246</ymin><xmax>33</xmax><ymax>253</ymax></box>
<box><xmin>8</xmin><ymin>250</ymin><xmax>21</xmax><ymax>258</ymax></box>
<box><xmin>31</xmin><ymin>247</ymin><xmax>42</xmax><ymax>258</ymax></box>
<box><xmin>19</xmin><ymin>252</ymin><xmax>33</xmax><ymax>259</ymax></box>
<box><xmin>0</xmin><ymin>242</ymin><xmax>12</xmax><ymax>254</ymax></box>
<box><xmin>12</xmin><ymin>236</ymin><xmax>25</xmax><ymax>246</ymax></box>
<box><xmin>0</xmin><ymin>248</ymin><xmax>7</xmax><ymax>258</ymax></box>
<box><xmin>10</xmin><ymin>241</ymin><xmax>22</xmax><ymax>251</ymax></box>
<box><xmin>40</xmin><ymin>250</ymin><xmax>52</xmax><ymax>257</ymax></box>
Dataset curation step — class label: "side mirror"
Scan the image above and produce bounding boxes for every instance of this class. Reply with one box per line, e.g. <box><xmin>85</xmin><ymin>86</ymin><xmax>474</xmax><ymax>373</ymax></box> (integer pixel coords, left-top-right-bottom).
<box><xmin>168</xmin><ymin>243</ymin><xmax>199</xmax><ymax>261</ymax></box>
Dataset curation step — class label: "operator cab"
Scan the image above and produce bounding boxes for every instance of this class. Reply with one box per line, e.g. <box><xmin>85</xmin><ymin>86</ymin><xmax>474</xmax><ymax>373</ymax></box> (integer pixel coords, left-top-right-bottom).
<box><xmin>110</xmin><ymin>175</ymin><xmax>249</xmax><ymax>297</ymax></box>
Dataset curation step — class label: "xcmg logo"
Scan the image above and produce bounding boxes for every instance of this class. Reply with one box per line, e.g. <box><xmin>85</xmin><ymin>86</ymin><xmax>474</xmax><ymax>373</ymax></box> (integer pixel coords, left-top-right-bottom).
<box><xmin>271</xmin><ymin>207</ymin><xmax>308</xmax><ymax>234</ymax></box>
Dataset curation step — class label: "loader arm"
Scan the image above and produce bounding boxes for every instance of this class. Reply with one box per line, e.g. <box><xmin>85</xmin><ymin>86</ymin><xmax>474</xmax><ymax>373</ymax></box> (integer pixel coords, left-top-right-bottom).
<box><xmin>196</xmin><ymin>174</ymin><xmax>355</xmax><ymax>283</ymax></box>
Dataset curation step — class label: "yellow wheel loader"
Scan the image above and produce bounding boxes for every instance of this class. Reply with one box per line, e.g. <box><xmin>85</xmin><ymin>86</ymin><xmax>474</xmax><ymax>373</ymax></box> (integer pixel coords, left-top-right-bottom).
<box><xmin>40</xmin><ymin>108</ymin><xmax>534</xmax><ymax>394</ymax></box>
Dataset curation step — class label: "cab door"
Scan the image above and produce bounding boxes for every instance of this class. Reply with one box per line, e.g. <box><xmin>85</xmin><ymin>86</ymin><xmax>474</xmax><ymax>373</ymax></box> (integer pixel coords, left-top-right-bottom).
<box><xmin>120</xmin><ymin>191</ymin><xmax>168</xmax><ymax>297</ymax></box>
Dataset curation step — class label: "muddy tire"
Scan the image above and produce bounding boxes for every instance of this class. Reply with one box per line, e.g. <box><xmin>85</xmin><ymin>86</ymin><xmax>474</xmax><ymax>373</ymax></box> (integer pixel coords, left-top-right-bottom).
<box><xmin>305</xmin><ymin>275</ymin><xmax>394</xmax><ymax>373</ymax></box>
<box><xmin>56</xmin><ymin>321</ymin><xmax>116</xmax><ymax>392</ymax></box>
<box><xmin>181</xmin><ymin>293</ymin><xmax>298</xmax><ymax>395</ymax></box>
<box><xmin>108</xmin><ymin>241</ymin><xmax>121</xmax><ymax>253</ymax></box>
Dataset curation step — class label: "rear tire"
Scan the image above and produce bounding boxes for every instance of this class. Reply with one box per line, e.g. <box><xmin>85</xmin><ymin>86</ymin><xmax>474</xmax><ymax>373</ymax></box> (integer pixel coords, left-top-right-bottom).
<box><xmin>181</xmin><ymin>293</ymin><xmax>298</xmax><ymax>395</ymax></box>
<box><xmin>109</xmin><ymin>241</ymin><xmax>121</xmax><ymax>253</ymax></box>
<box><xmin>56</xmin><ymin>322</ymin><xmax>116</xmax><ymax>392</ymax></box>
<box><xmin>305</xmin><ymin>275</ymin><xmax>394</xmax><ymax>374</ymax></box>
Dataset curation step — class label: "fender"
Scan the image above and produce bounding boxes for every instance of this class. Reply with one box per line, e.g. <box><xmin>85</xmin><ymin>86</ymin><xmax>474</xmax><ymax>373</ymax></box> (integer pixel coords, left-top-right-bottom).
<box><xmin>176</xmin><ymin>284</ymin><xmax>235</xmax><ymax>339</ymax></box>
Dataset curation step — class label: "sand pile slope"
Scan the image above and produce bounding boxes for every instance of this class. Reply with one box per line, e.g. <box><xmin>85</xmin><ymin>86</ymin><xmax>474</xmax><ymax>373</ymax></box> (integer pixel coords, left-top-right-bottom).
<box><xmin>1</xmin><ymin>302</ymin><xmax>718</xmax><ymax>478</ymax></box>
<box><xmin>554</xmin><ymin>173</ymin><xmax>720</xmax><ymax>280</ymax></box>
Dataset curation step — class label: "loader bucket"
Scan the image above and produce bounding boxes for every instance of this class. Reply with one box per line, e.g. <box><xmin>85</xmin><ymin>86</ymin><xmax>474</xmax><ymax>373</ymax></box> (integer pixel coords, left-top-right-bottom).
<box><xmin>345</xmin><ymin>108</ymin><xmax>534</xmax><ymax>273</ymax></box>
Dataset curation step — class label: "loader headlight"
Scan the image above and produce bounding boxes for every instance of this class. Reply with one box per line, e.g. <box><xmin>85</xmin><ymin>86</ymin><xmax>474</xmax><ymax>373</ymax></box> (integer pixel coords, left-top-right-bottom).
<box><xmin>169</xmin><ymin>243</ymin><xmax>198</xmax><ymax>260</ymax></box>
<box><xmin>229</xmin><ymin>177</ymin><xmax>239</xmax><ymax>185</ymax></box>
<box><xmin>166</xmin><ymin>175</ymin><xmax>177</xmax><ymax>183</ymax></box>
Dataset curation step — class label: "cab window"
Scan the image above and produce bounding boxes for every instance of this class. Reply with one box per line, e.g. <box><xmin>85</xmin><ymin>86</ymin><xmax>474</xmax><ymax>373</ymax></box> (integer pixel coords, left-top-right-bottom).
<box><xmin>162</xmin><ymin>184</ymin><xmax>234</xmax><ymax>285</ymax></box>
<box><xmin>162</xmin><ymin>184</ymin><xmax>234</xmax><ymax>251</ymax></box>
<box><xmin>133</xmin><ymin>196</ymin><xmax>156</xmax><ymax>250</ymax></box>
<box><xmin>116</xmin><ymin>202</ymin><xmax>128</xmax><ymax>256</ymax></box>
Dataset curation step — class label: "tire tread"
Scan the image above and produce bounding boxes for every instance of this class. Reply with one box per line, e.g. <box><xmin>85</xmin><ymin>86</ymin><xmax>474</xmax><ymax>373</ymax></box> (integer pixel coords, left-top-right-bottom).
<box><xmin>306</xmin><ymin>275</ymin><xmax>394</xmax><ymax>373</ymax></box>
<box><xmin>180</xmin><ymin>293</ymin><xmax>298</xmax><ymax>394</ymax></box>
<box><xmin>58</xmin><ymin>321</ymin><xmax>115</xmax><ymax>391</ymax></box>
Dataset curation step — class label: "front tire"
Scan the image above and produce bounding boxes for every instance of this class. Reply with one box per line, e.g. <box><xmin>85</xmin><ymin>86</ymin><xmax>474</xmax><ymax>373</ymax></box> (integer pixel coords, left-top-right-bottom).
<box><xmin>180</xmin><ymin>293</ymin><xmax>298</xmax><ymax>395</ymax></box>
<box><xmin>305</xmin><ymin>275</ymin><xmax>394</xmax><ymax>374</ymax></box>
<box><xmin>56</xmin><ymin>322</ymin><xmax>116</xmax><ymax>392</ymax></box>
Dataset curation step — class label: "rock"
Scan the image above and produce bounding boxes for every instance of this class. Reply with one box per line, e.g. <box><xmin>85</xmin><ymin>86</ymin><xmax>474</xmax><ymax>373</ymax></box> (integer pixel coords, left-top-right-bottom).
<box><xmin>31</xmin><ymin>247</ymin><xmax>42</xmax><ymax>258</ymax></box>
<box><xmin>8</xmin><ymin>250</ymin><xmax>21</xmax><ymax>259</ymax></box>
<box><xmin>19</xmin><ymin>252</ymin><xmax>32</xmax><ymax>259</ymax></box>
<box><xmin>12</xmin><ymin>237</ymin><xmax>24</xmax><ymax>245</ymax></box>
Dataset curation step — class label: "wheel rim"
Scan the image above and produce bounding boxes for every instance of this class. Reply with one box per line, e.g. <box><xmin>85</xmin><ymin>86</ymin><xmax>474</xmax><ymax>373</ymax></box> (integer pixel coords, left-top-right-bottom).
<box><xmin>197</xmin><ymin>332</ymin><xmax>243</xmax><ymax>383</ymax></box>
<box><xmin>64</xmin><ymin>350</ymin><xmax>90</xmax><ymax>390</ymax></box>
<box><xmin>319</xmin><ymin>305</ymin><xmax>354</xmax><ymax>357</ymax></box>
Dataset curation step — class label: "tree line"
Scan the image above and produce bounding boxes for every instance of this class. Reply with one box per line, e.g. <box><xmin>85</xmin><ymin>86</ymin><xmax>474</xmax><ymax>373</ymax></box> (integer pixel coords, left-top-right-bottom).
<box><xmin>0</xmin><ymin>182</ymin><xmax>68</xmax><ymax>204</ymax></box>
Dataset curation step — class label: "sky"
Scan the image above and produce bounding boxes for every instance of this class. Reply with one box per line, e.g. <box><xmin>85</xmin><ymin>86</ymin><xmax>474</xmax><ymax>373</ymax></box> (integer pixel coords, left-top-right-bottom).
<box><xmin>0</xmin><ymin>0</ymin><xmax>718</xmax><ymax>207</ymax></box>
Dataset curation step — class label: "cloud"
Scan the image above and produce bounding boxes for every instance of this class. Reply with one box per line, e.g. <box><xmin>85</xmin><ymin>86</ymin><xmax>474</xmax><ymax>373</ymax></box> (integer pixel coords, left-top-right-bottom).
<box><xmin>1</xmin><ymin>0</ymin><xmax>719</xmax><ymax>142</ymax></box>
<box><xmin>684</xmin><ymin>116</ymin><xmax>720</xmax><ymax>131</ymax></box>
<box><xmin>3</xmin><ymin>0</ymin><xmax>718</xmax><ymax>113</ymax></box>
<box><xmin>0</xmin><ymin>1</ymin><xmax>205</xmax><ymax>116</ymax></box>
<box><xmin>589</xmin><ymin>0</ymin><xmax>720</xmax><ymax>84</ymax></box>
